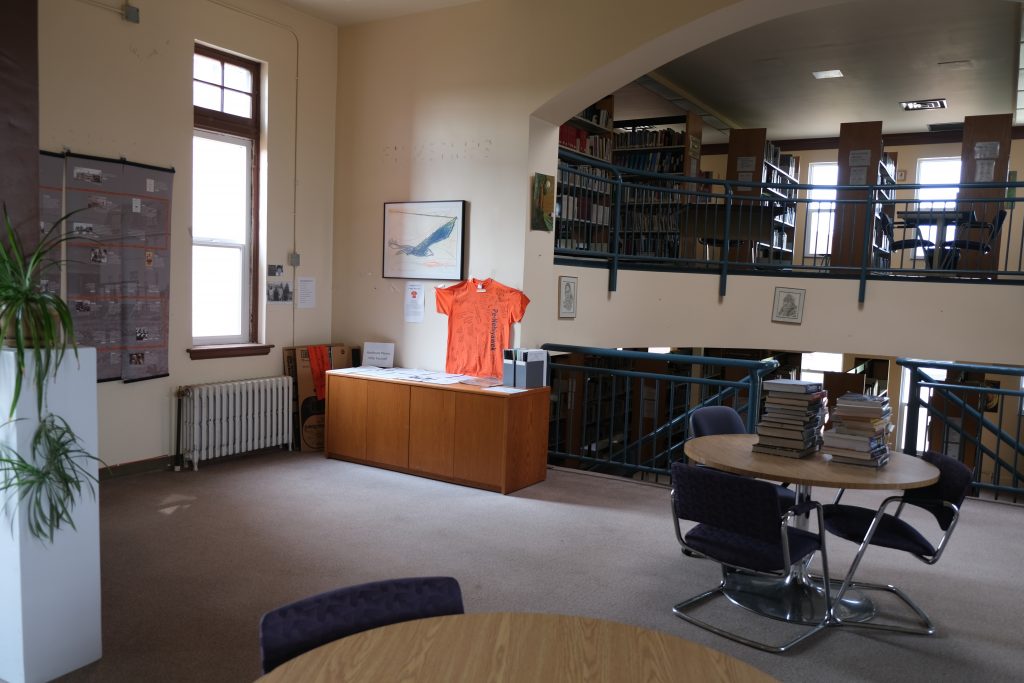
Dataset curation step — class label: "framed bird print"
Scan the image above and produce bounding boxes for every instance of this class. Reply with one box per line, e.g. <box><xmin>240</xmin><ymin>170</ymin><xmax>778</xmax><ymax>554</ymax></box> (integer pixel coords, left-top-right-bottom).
<box><xmin>383</xmin><ymin>200</ymin><xmax>466</xmax><ymax>280</ymax></box>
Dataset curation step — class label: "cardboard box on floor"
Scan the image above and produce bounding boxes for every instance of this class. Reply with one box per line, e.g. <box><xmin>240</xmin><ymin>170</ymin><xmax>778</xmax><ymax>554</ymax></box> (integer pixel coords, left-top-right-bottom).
<box><xmin>283</xmin><ymin>345</ymin><xmax>354</xmax><ymax>451</ymax></box>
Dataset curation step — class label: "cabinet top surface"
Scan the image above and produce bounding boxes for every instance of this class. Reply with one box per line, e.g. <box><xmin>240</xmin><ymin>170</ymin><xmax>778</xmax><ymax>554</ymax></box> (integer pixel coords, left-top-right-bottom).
<box><xmin>327</xmin><ymin>370</ymin><xmax>549</xmax><ymax>397</ymax></box>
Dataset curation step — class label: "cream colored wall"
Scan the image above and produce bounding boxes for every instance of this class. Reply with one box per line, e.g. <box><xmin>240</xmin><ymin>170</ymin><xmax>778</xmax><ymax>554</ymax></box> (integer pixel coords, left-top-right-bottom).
<box><xmin>38</xmin><ymin>0</ymin><xmax>338</xmax><ymax>466</ymax></box>
<box><xmin>332</xmin><ymin>0</ymin><xmax>854</xmax><ymax>369</ymax></box>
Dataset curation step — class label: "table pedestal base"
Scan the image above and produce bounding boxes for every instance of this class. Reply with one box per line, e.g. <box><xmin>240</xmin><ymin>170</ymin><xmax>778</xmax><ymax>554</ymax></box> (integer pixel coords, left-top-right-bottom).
<box><xmin>722</xmin><ymin>571</ymin><xmax>876</xmax><ymax>626</ymax></box>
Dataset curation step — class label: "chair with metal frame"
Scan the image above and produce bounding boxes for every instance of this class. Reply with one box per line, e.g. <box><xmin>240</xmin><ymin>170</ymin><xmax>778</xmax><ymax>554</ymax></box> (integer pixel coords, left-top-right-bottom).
<box><xmin>669</xmin><ymin>461</ymin><xmax>832</xmax><ymax>653</ymax></box>
<box><xmin>822</xmin><ymin>451</ymin><xmax>972</xmax><ymax>635</ymax></box>
<box><xmin>944</xmin><ymin>208</ymin><xmax>1006</xmax><ymax>262</ymax></box>
<box><xmin>258</xmin><ymin>576</ymin><xmax>464</xmax><ymax>674</ymax></box>
<box><xmin>689</xmin><ymin>405</ymin><xmax>797</xmax><ymax>509</ymax></box>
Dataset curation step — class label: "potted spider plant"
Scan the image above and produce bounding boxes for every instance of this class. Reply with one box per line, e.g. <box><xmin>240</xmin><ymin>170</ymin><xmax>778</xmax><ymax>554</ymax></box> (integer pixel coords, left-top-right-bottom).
<box><xmin>0</xmin><ymin>203</ymin><xmax>103</xmax><ymax>681</ymax></box>
<box><xmin>0</xmin><ymin>203</ymin><xmax>99</xmax><ymax>541</ymax></box>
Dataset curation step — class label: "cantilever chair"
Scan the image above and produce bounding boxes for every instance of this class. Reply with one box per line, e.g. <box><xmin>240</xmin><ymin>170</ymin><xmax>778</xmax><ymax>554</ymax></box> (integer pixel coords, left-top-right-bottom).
<box><xmin>822</xmin><ymin>451</ymin><xmax>972</xmax><ymax>635</ymax></box>
<box><xmin>689</xmin><ymin>405</ymin><xmax>797</xmax><ymax>509</ymax></box>
<box><xmin>670</xmin><ymin>462</ymin><xmax>831</xmax><ymax>653</ymax></box>
<box><xmin>944</xmin><ymin>208</ymin><xmax>1007</xmax><ymax>265</ymax></box>
<box><xmin>258</xmin><ymin>576</ymin><xmax>464</xmax><ymax>674</ymax></box>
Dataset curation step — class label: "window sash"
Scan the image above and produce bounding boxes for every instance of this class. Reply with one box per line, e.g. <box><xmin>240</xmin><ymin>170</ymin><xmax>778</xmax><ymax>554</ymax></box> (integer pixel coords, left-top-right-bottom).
<box><xmin>192</xmin><ymin>129</ymin><xmax>253</xmax><ymax>346</ymax></box>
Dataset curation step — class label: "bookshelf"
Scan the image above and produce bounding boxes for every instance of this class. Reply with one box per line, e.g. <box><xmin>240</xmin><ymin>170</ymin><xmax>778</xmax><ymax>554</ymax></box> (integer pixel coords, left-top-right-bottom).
<box><xmin>957</xmin><ymin>113</ymin><xmax>1011</xmax><ymax>274</ymax></box>
<box><xmin>831</xmin><ymin>121</ymin><xmax>892</xmax><ymax>268</ymax></box>
<box><xmin>719</xmin><ymin>128</ymin><xmax>798</xmax><ymax>264</ymax></box>
<box><xmin>611</xmin><ymin>113</ymin><xmax>703</xmax><ymax>259</ymax></box>
<box><xmin>556</xmin><ymin>96</ymin><xmax>616</xmax><ymax>253</ymax></box>
<box><xmin>558</xmin><ymin>95</ymin><xmax>614</xmax><ymax>162</ymax></box>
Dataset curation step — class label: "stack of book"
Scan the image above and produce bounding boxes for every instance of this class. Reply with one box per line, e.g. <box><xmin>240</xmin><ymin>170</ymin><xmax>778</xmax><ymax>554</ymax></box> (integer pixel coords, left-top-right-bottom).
<box><xmin>822</xmin><ymin>392</ymin><xmax>893</xmax><ymax>468</ymax></box>
<box><xmin>752</xmin><ymin>378</ymin><xmax>828</xmax><ymax>458</ymax></box>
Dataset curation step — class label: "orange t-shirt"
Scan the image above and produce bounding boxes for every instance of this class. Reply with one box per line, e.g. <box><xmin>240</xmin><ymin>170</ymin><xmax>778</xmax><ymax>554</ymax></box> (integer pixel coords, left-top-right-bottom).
<box><xmin>435</xmin><ymin>278</ymin><xmax>529</xmax><ymax>378</ymax></box>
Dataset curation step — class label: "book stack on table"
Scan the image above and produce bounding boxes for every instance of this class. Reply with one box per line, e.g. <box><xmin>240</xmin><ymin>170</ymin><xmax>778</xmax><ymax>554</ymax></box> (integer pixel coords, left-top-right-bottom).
<box><xmin>822</xmin><ymin>392</ymin><xmax>893</xmax><ymax>468</ymax></box>
<box><xmin>752</xmin><ymin>379</ymin><xmax>828</xmax><ymax>458</ymax></box>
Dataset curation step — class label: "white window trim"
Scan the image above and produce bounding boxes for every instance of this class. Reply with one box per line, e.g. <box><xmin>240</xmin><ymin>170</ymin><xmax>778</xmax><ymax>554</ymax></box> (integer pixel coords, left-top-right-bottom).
<box><xmin>191</xmin><ymin>129</ymin><xmax>253</xmax><ymax>346</ymax></box>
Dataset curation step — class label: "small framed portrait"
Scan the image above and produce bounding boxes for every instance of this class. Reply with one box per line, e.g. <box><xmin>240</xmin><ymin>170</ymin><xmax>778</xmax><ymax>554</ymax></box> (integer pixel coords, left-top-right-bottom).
<box><xmin>558</xmin><ymin>275</ymin><xmax>577</xmax><ymax>319</ymax></box>
<box><xmin>771</xmin><ymin>286</ymin><xmax>805</xmax><ymax>324</ymax></box>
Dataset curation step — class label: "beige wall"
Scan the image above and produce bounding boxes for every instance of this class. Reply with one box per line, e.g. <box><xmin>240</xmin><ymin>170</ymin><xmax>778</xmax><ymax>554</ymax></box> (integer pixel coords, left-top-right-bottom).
<box><xmin>39</xmin><ymin>0</ymin><xmax>338</xmax><ymax>466</ymax></box>
<box><xmin>37</xmin><ymin>0</ymin><xmax>1024</xmax><ymax>467</ymax></box>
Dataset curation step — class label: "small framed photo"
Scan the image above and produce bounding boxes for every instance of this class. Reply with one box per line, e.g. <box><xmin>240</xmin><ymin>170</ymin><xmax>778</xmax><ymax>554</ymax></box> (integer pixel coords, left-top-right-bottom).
<box><xmin>558</xmin><ymin>275</ymin><xmax>577</xmax><ymax>319</ymax></box>
<box><xmin>383</xmin><ymin>200</ymin><xmax>466</xmax><ymax>280</ymax></box>
<box><xmin>771</xmin><ymin>286</ymin><xmax>805</xmax><ymax>324</ymax></box>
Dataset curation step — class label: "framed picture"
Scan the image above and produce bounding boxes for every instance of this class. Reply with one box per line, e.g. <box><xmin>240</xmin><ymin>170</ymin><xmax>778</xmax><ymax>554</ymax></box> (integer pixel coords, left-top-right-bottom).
<box><xmin>771</xmin><ymin>286</ymin><xmax>805</xmax><ymax>324</ymax></box>
<box><xmin>383</xmin><ymin>200</ymin><xmax>466</xmax><ymax>280</ymax></box>
<box><xmin>530</xmin><ymin>173</ymin><xmax>555</xmax><ymax>231</ymax></box>
<box><xmin>558</xmin><ymin>275</ymin><xmax>577</xmax><ymax>319</ymax></box>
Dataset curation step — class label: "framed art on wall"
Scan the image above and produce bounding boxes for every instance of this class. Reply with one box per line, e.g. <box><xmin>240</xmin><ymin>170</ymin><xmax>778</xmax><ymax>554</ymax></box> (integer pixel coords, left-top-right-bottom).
<box><xmin>771</xmin><ymin>286</ymin><xmax>805</xmax><ymax>324</ymax></box>
<box><xmin>383</xmin><ymin>200</ymin><xmax>466</xmax><ymax>280</ymax></box>
<box><xmin>558</xmin><ymin>275</ymin><xmax>577</xmax><ymax>319</ymax></box>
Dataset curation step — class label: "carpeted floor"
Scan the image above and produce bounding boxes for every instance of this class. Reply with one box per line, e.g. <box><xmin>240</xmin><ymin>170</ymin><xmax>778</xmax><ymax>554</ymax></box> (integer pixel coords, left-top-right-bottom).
<box><xmin>57</xmin><ymin>449</ymin><xmax>1024</xmax><ymax>682</ymax></box>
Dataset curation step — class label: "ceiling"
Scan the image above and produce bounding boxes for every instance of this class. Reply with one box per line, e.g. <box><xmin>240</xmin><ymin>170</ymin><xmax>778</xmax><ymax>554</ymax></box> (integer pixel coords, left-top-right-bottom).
<box><xmin>277</xmin><ymin>0</ymin><xmax>479</xmax><ymax>26</ymax></box>
<box><xmin>613</xmin><ymin>0</ymin><xmax>1021</xmax><ymax>145</ymax></box>
<box><xmin>277</xmin><ymin>0</ymin><xmax>1019</xmax><ymax>146</ymax></box>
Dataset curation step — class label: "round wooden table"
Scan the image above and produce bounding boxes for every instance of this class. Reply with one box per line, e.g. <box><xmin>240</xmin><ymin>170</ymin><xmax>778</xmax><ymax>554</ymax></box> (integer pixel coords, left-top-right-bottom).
<box><xmin>683</xmin><ymin>434</ymin><xmax>940</xmax><ymax>624</ymax></box>
<box><xmin>257</xmin><ymin>612</ymin><xmax>778</xmax><ymax>682</ymax></box>
<box><xmin>684</xmin><ymin>434</ymin><xmax>940</xmax><ymax>490</ymax></box>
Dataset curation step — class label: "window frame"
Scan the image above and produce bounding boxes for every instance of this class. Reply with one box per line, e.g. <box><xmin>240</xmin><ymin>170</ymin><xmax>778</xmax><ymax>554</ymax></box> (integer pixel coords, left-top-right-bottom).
<box><xmin>911</xmin><ymin>156</ymin><xmax>963</xmax><ymax>255</ymax></box>
<box><xmin>189</xmin><ymin>44</ymin><xmax>264</xmax><ymax>357</ymax></box>
<box><xmin>804</xmin><ymin>161</ymin><xmax>838</xmax><ymax>256</ymax></box>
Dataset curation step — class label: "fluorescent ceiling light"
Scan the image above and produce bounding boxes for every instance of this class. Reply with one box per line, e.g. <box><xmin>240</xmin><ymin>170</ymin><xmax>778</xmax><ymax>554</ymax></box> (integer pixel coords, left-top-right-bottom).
<box><xmin>812</xmin><ymin>69</ymin><xmax>843</xmax><ymax>79</ymax></box>
<box><xmin>900</xmin><ymin>98</ymin><xmax>947</xmax><ymax>111</ymax></box>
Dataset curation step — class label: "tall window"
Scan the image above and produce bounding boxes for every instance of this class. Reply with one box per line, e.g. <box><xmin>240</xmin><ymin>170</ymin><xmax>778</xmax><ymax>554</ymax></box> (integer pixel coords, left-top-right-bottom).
<box><xmin>805</xmin><ymin>162</ymin><xmax>838</xmax><ymax>256</ymax></box>
<box><xmin>914</xmin><ymin>157</ymin><xmax>962</xmax><ymax>250</ymax></box>
<box><xmin>192</xmin><ymin>45</ymin><xmax>260</xmax><ymax>346</ymax></box>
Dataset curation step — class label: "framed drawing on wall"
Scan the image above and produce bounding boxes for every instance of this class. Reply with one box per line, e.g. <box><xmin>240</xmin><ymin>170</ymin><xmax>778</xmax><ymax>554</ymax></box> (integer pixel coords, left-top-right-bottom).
<box><xmin>771</xmin><ymin>286</ymin><xmax>805</xmax><ymax>324</ymax></box>
<box><xmin>383</xmin><ymin>200</ymin><xmax>466</xmax><ymax>280</ymax></box>
<box><xmin>558</xmin><ymin>275</ymin><xmax>577</xmax><ymax>319</ymax></box>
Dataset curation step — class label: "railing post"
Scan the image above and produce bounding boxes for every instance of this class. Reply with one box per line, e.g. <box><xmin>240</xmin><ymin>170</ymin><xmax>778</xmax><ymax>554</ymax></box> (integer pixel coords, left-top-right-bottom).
<box><xmin>903</xmin><ymin>365</ymin><xmax>921</xmax><ymax>456</ymax></box>
<box><xmin>857</xmin><ymin>186</ymin><xmax>875</xmax><ymax>303</ymax></box>
<box><xmin>608</xmin><ymin>168</ymin><xmax>622</xmax><ymax>292</ymax></box>
<box><xmin>746</xmin><ymin>366</ymin><xmax>762</xmax><ymax>433</ymax></box>
<box><xmin>719</xmin><ymin>184</ymin><xmax>734</xmax><ymax>297</ymax></box>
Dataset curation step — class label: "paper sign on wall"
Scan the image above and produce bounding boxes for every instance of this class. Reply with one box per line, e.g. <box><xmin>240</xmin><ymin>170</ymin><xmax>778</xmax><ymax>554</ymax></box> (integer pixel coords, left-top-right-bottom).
<box><xmin>404</xmin><ymin>282</ymin><xmax>424</xmax><ymax>323</ymax></box>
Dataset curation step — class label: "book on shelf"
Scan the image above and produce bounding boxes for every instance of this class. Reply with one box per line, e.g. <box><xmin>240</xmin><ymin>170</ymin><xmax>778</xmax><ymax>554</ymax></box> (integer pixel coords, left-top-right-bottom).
<box><xmin>822</xmin><ymin>444</ymin><xmax>889</xmax><ymax>460</ymax></box>
<box><xmin>829</xmin><ymin>453</ymin><xmax>890</xmax><ymax>468</ymax></box>
<box><xmin>752</xmin><ymin>443</ymin><xmax>817</xmax><ymax>459</ymax></box>
<box><xmin>756</xmin><ymin>434</ymin><xmax>816</xmax><ymax>449</ymax></box>
<box><xmin>833</xmin><ymin>420</ymin><xmax>892</xmax><ymax>436</ymax></box>
<box><xmin>836</xmin><ymin>392</ymin><xmax>889</xmax><ymax>405</ymax></box>
<box><xmin>763</xmin><ymin>378</ymin><xmax>823</xmax><ymax>394</ymax></box>
<box><xmin>757</xmin><ymin>424</ymin><xmax>817</xmax><ymax>439</ymax></box>
<box><xmin>765</xmin><ymin>389</ymin><xmax>827</xmax><ymax>404</ymax></box>
<box><xmin>822</xmin><ymin>430</ymin><xmax>887</xmax><ymax>451</ymax></box>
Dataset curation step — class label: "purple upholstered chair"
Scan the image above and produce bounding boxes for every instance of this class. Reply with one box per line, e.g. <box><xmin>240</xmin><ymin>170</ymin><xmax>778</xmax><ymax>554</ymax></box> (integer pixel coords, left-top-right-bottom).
<box><xmin>259</xmin><ymin>576</ymin><xmax>464</xmax><ymax>673</ymax></box>
<box><xmin>823</xmin><ymin>451</ymin><xmax>972</xmax><ymax>635</ymax></box>
<box><xmin>689</xmin><ymin>405</ymin><xmax>797</xmax><ymax>508</ymax></box>
<box><xmin>670</xmin><ymin>461</ymin><xmax>831</xmax><ymax>653</ymax></box>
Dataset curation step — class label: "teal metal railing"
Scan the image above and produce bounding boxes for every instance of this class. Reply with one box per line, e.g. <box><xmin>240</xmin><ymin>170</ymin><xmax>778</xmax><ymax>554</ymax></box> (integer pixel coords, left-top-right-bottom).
<box><xmin>542</xmin><ymin>344</ymin><xmax>778</xmax><ymax>479</ymax></box>
<box><xmin>557</xmin><ymin>149</ymin><xmax>1024</xmax><ymax>302</ymax></box>
<box><xmin>899</xmin><ymin>358</ymin><xmax>1024</xmax><ymax>500</ymax></box>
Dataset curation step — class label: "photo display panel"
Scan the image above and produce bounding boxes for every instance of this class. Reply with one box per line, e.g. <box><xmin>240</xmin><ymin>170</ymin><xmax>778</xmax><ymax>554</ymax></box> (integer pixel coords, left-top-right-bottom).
<box><xmin>60</xmin><ymin>152</ymin><xmax>173</xmax><ymax>383</ymax></box>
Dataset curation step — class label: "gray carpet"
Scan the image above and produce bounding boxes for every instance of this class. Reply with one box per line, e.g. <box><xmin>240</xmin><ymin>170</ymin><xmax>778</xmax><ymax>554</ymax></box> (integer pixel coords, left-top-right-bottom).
<box><xmin>57</xmin><ymin>450</ymin><xmax>1024</xmax><ymax>682</ymax></box>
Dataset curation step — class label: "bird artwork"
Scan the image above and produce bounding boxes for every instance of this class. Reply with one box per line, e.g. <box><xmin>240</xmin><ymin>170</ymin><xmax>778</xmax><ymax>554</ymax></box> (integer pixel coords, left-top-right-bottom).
<box><xmin>384</xmin><ymin>202</ymin><xmax>465</xmax><ymax>279</ymax></box>
<box><xmin>387</xmin><ymin>214</ymin><xmax>457</xmax><ymax>257</ymax></box>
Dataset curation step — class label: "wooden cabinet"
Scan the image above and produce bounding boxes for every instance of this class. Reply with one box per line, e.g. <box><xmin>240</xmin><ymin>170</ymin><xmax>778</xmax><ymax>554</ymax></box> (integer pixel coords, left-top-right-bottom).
<box><xmin>325</xmin><ymin>373</ymin><xmax>549</xmax><ymax>494</ymax></box>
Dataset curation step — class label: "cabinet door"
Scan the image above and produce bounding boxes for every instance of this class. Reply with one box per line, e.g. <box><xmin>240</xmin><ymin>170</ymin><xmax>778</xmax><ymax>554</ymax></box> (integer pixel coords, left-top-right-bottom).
<box><xmin>365</xmin><ymin>381</ymin><xmax>410</xmax><ymax>468</ymax></box>
<box><xmin>325</xmin><ymin>375</ymin><xmax>366</xmax><ymax>458</ymax></box>
<box><xmin>453</xmin><ymin>393</ymin><xmax>505</xmax><ymax>488</ymax></box>
<box><xmin>409</xmin><ymin>387</ymin><xmax>455</xmax><ymax>477</ymax></box>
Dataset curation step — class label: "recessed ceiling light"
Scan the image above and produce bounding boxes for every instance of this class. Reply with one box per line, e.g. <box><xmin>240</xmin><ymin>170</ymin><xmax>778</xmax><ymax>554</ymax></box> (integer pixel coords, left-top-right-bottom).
<box><xmin>900</xmin><ymin>98</ymin><xmax>947</xmax><ymax>111</ymax></box>
<box><xmin>812</xmin><ymin>69</ymin><xmax>843</xmax><ymax>79</ymax></box>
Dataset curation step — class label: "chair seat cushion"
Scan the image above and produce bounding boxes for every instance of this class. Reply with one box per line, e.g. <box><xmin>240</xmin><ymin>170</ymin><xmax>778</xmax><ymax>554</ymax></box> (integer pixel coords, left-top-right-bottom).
<box><xmin>823</xmin><ymin>504</ymin><xmax>936</xmax><ymax>557</ymax></box>
<box><xmin>684</xmin><ymin>524</ymin><xmax>819</xmax><ymax>573</ymax></box>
